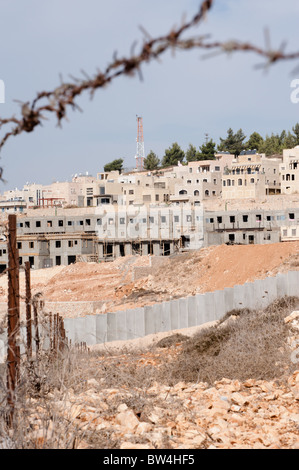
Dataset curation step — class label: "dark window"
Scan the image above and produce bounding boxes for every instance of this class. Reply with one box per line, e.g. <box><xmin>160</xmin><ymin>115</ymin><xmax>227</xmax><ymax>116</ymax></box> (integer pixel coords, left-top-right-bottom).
<box><xmin>243</xmin><ymin>215</ymin><xmax>248</xmax><ymax>222</ymax></box>
<box><xmin>289</xmin><ymin>213</ymin><xmax>295</xmax><ymax>220</ymax></box>
<box><xmin>55</xmin><ymin>241</ymin><xmax>61</xmax><ymax>248</ymax></box>
<box><xmin>217</xmin><ymin>216</ymin><xmax>222</xmax><ymax>223</ymax></box>
<box><xmin>230</xmin><ymin>216</ymin><xmax>235</xmax><ymax>223</ymax></box>
<box><xmin>36</xmin><ymin>221</ymin><xmax>41</xmax><ymax>228</ymax></box>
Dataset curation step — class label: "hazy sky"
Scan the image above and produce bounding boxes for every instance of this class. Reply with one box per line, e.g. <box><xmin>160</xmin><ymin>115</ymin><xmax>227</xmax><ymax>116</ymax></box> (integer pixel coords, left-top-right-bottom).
<box><xmin>1</xmin><ymin>0</ymin><xmax>299</xmax><ymax>190</ymax></box>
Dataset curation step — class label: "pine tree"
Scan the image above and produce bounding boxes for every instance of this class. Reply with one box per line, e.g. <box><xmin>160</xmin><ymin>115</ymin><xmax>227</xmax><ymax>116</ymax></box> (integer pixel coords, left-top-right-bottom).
<box><xmin>161</xmin><ymin>142</ymin><xmax>185</xmax><ymax>167</ymax></box>
<box><xmin>144</xmin><ymin>150</ymin><xmax>160</xmax><ymax>170</ymax></box>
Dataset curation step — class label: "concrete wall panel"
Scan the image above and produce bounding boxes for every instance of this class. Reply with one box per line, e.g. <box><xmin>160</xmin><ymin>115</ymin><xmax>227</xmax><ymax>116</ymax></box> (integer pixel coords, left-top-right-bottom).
<box><xmin>195</xmin><ymin>294</ymin><xmax>208</xmax><ymax>325</ymax></box>
<box><xmin>84</xmin><ymin>315</ymin><xmax>97</xmax><ymax>345</ymax></box>
<box><xmin>96</xmin><ymin>314</ymin><xmax>108</xmax><ymax>344</ymax></box>
<box><xmin>204</xmin><ymin>292</ymin><xmax>216</xmax><ymax>322</ymax></box>
<box><xmin>213</xmin><ymin>290</ymin><xmax>226</xmax><ymax>321</ymax></box>
<box><xmin>187</xmin><ymin>296</ymin><xmax>197</xmax><ymax>327</ymax></box>
<box><xmin>178</xmin><ymin>298</ymin><xmax>188</xmax><ymax>329</ymax></box>
<box><xmin>170</xmin><ymin>299</ymin><xmax>180</xmax><ymax>331</ymax></box>
<box><xmin>144</xmin><ymin>305</ymin><xmax>155</xmax><ymax>336</ymax></box>
<box><xmin>287</xmin><ymin>271</ymin><xmax>299</xmax><ymax>297</ymax></box>
<box><xmin>107</xmin><ymin>312</ymin><xmax>117</xmax><ymax>342</ymax></box>
<box><xmin>160</xmin><ymin>302</ymin><xmax>171</xmax><ymax>332</ymax></box>
<box><xmin>115</xmin><ymin>310</ymin><xmax>127</xmax><ymax>341</ymax></box>
<box><xmin>276</xmin><ymin>273</ymin><xmax>288</xmax><ymax>298</ymax></box>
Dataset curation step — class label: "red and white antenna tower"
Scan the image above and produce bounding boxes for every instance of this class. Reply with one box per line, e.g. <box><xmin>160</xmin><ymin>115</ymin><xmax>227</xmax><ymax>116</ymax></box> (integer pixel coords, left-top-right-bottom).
<box><xmin>135</xmin><ymin>115</ymin><xmax>145</xmax><ymax>171</ymax></box>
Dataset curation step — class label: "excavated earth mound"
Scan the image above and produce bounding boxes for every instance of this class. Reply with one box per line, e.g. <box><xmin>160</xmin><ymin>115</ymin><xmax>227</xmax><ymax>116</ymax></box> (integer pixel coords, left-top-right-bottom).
<box><xmin>0</xmin><ymin>241</ymin><xmax>298</xmax><ymax>317</ymax></box>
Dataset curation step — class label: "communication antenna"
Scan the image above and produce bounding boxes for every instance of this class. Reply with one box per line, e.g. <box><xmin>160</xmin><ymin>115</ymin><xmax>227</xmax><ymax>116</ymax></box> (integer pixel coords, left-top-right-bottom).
<box><xmin>135</xmin><ymin>115</ymin><xmax>145</xmax><ymax>171</ymax></box>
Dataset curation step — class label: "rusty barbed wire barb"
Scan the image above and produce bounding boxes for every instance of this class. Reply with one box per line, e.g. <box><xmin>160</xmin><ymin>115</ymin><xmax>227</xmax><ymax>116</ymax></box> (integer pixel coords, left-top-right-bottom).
<box><xmin>0</xmin><ymin>0</ymin><xmax>299</xmax><ymax>158</ymax></box>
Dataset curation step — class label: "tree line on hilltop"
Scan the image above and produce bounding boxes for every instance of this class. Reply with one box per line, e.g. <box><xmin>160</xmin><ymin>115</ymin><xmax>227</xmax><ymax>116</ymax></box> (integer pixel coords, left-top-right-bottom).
<box><xmin>103</xmin><ymin>123</ymin><xmax>299</xmax><ymax>172</ymax></box>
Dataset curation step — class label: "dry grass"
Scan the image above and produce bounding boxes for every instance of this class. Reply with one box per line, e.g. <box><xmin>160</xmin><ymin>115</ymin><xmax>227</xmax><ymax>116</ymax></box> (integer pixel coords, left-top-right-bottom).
<box><xmin>158</xmin><ymin>295</ymin><xmax>299</xmax><ymax>386</ymax></box>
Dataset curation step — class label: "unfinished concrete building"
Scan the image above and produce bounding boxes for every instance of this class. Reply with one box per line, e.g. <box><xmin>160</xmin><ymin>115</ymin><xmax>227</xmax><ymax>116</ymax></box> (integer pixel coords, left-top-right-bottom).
<box><xmin>0</xmin><ymin>205</ymin><xmax>299</xmax><ymax>272</ymax></box>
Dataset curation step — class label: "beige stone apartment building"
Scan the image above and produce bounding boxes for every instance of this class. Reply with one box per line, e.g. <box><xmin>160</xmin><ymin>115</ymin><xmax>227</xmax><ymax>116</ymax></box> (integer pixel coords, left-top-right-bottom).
<box><xmin>280</xmin><ymin>146</ymin><xmax>299</xmax><ymax>194</ymax></box>
<box><xmin>222</xmin><ymin>153</ymin><xmax>281</xmax><ymax>199</ymax></box>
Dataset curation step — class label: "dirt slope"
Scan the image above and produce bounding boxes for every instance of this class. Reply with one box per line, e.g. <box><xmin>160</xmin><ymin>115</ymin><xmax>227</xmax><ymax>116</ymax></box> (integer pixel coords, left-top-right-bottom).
<box><xmin>0</xmin><ymin>241</ymin><xmax>298</xmax><ymax>314</ymax></box>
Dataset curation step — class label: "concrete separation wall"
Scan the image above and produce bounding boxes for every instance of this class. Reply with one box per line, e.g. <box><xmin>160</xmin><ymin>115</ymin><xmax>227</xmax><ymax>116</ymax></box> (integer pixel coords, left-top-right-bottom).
<box><xmin>0</xmin><ymin>270</ymin><xmax>298</xmax><ymax>362</ymax></box>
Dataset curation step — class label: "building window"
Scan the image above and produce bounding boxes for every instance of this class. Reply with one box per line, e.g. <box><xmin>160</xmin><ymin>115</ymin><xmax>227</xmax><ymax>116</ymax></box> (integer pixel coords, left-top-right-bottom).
<box><xmin>149</xmin><ymin>217</ymin><xmax>154</xmax><ymax>224</ymax></box>
<box><xmin>36</xmin><ymin>221</ymin><xmax>41</xmax><ymax>228</ymax></box>
<box><xmin>29</xmin><ymin>242</ymin><xmax>34</xmax><ymax>249</ymax></box>
<box><xmin>17</xmin><ymin>242</ymin><xmax>22</xmax><ymax>249</ymax></box>
<box><xmin>289</xmin><ymin>213</ymin><xmax>295</xmax><ymax>220</ymax></box>
<box><xmin>25</xmin><ymin>221</ymin><xmax>30</xmax><ymax>228</ymax></box>
<box><xmin>155</xmin><ymin>194</ymin><xmax>159</xmax><ymax>201</ymax></box>
<box><xmin>174</xmin><ymin>216</ymin><xmax>179</xmax><ymax>223</ymax></box>
<box><xmin>243</xmin><ymin>215</ymin><xmax>248</xmax><ymax>222</ymax></box>
<box><xmin>85</xmin><ymin>219</ymin><xmax>91</xmax><ymax>226</ymax></box>
<box><xmin>97</xmin><ymin>218</ymin><xmax>102</xmax><ymax>225</ymax></box>
<box><xmin>230</xmin><ymin>216</ymin><xmax>235</xmax><ymax>223</ymax></box>
<box><xmin>55</xmin><ymin>241</ymin><xmax>61</xmax><ymax>248</ymax></box>
<box><xmin>256</xmin><ymin>214</ymin><xmax>262</xmax><ymax>222</ymax></box>
<box><xmin>161</xmin><ymin>216</ymin><xmax>166</xmax><ymax>223</ymax></box>
<box><xmin>58</xmin><ymin>220</ymin><xmax>64</xmax><ymax>227</ymax></box>
<box><xmin>217</xmin><ymin>216</ymin><xmax>222</xmax><ymax>223</ymax></box>
<box><xmin>120</xmin><ymin>218</ymin><xmax>125</xmax><ymax>224</ymax></box>
<box><xmin>186</xmin><ymin>215</ymin><xmax>192</xmax><ymax>222</ymax></box>
<box><xmin>47</xmin><ymin>220</ymin><xmax>53</xmax><ymax>227</ymax></box>
<box><xmin>68</xmin><ymin>240</ymin><xmax>73</xmax><ymax>247</ymax></box>
<box><xmin>238</xmin><ymin>179</ymin><xmax>242</xmax><ymax>186</ymax></box>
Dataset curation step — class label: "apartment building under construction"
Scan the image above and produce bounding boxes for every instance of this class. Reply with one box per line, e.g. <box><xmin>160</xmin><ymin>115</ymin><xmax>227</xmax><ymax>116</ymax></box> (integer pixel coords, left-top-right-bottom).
<box><xmin>0</xmin><ymin>205</ymin><xmax>299</xmax><ymax>272</ymax></box>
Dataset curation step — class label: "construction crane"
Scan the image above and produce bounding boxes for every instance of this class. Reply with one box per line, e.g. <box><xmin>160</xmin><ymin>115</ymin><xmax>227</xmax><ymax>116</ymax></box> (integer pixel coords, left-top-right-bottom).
<box><xmin>135</xmin><ymin>115</ymin><xmax>145</xmax><ymax>171</ymax></box>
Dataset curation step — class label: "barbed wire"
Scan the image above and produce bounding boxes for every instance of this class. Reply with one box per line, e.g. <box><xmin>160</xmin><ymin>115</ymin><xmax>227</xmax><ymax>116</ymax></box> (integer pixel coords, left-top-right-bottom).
<box><xmin>0</xmin><ymin>0</ymin><xmax>298</xmax><ymax>159</ymax></box>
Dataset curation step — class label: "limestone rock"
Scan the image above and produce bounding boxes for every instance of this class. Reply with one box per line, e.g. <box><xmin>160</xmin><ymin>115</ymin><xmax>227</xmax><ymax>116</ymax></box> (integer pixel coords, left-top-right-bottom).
<box><xmin>115</xmin><ymin>409</ymin><xmax>140</xmax><ymax>432</ymax></box>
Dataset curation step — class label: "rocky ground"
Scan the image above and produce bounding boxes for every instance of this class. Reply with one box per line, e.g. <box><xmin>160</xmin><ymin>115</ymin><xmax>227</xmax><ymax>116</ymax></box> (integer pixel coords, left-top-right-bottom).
<box><xmin>1</xmin><ymin>301</ymin><xmax>298</xmax><ymax>449</ymax></box>
<box><xmin>0</xmin><ymin>242</ymin><xmax>299</xmax><ymax>449</ymax></box>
